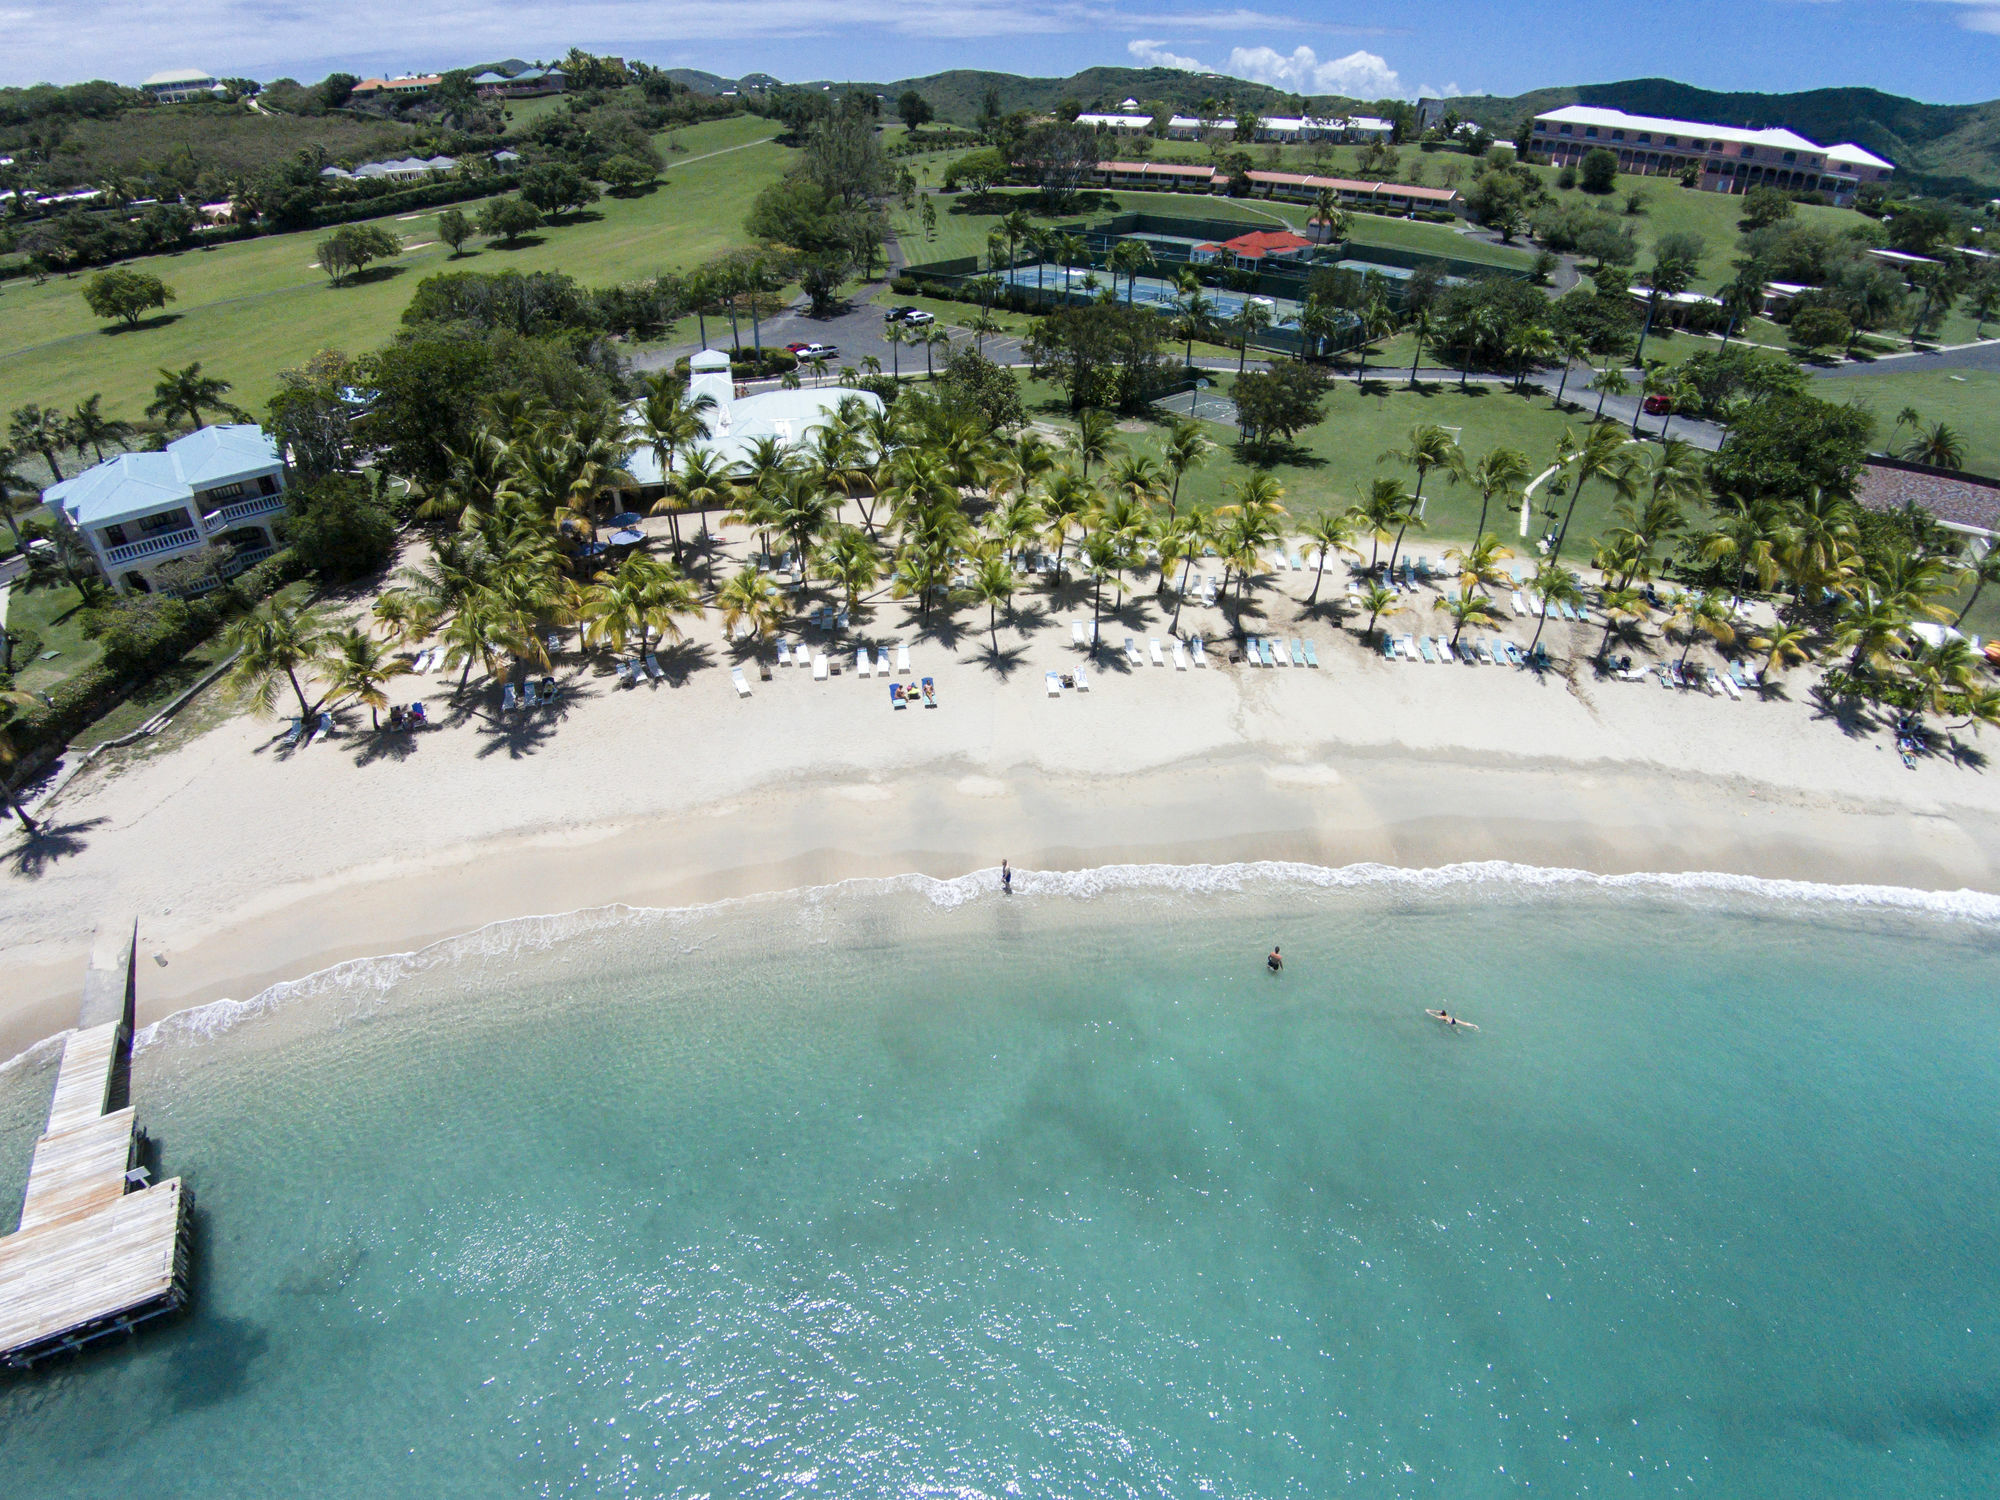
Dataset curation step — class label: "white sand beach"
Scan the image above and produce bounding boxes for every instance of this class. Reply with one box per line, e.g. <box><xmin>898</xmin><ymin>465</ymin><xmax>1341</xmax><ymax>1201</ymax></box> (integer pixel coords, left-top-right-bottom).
<box><xmin>6</xmin><ymin>516</ymin><xmax>2000</xmax><ymax>1058</ymax></box>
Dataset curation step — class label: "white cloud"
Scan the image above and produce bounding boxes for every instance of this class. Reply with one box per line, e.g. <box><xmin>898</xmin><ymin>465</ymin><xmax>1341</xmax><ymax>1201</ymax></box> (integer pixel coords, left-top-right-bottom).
<box><xmin>1126</xmin><ymin>38</ymin><xmax>1211</xmax><ymax>71</ymax></box>
<box><xmin>1223</xmin><ymin>44</ymin><xmax>1404</xmax><ymax>98</ymax></box>
<box><xmin>1124</xmin><ymin>37</ymin><xmax>1423</xmax><ymax>99</ymax></box>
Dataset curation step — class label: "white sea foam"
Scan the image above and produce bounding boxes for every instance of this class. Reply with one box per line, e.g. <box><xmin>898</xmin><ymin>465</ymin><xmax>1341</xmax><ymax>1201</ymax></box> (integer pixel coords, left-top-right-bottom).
<box><xmin>82</xmin><ymin>858</ymin><xmax>2000</xmax><ymax>1068</ymax></box>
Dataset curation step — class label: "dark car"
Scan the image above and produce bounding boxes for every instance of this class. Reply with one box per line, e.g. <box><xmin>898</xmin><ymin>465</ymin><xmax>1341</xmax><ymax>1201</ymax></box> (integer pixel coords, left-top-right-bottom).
<box><xmin>884</xmin><ymin>305</ymin><xmax>918</xmax><ymax>322</ymax></box>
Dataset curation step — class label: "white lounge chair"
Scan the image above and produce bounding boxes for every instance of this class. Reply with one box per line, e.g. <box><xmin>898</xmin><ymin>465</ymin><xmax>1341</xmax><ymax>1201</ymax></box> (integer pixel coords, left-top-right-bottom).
<box><xmin>777</xmin><ymin>641</ymin><xmax>792</xmax><ymax>667</ymax></box>
<box><xmin>897</xmin><ymin>644</ymin><xmax>911</xmax><ymax>674</ymax></box>
<box><xmin>813</xmin><ymin>653</ymin><xmax>829</xmax><ymax>681</ymax></box>
<box><xmin>1124</xmin><ymin>636</ymin><xmax>1142</xmax><ymax>666</ymax></box>
<box><xmin>876</xmin><ymin>648</ymin><xmax>891</xmax><ymax>676</ymax></box>
<box><xmin>1243</xmin><ymin>635</ymin><xmax>1261</xmax><ymax>666</ymax></box>
<box><xmin>1172</xmin><ymin>641</ymin><xmax>1188</xmax><ymax>670</ymax></box>
<box><xmin>1072</xmin><ymin>621</ymin><xmax>1086</xmax><ymax>646</ymax></box>
<box><xmin>307</xmin><ymin>712</ymin><xmax>333</xmax><ymax>745</ymax></box>
<box><xmin>1510</xmin><ymin>591</ymin><xmax>1527</xmax><ymax>618</ymax></box>
<box><xmin>501</xmin><ymin>682</ymin><xmax>518</xmax><ymax>711</ymax></box>
<box><xmin>1190</xmin><ymin>636</ymin><xmax>1207</xmax><ymax>667</ymax></box>
<box><xmin>1272</xmin><ymin>636</ymin><xmax>1290</xmax><ymax>667</ymax></box>
<box><xmin>1075</xmin><ymin>665</ymin><xmax>1089</xmax><ymax>692</ymax></box>
<box><xmin>1046</xmin><ymin>670</ymin><xmax>1061</xmax><ymax>697</ymax></box>
<box><xmin>645</xmin><ymin>653</ymin><xmax>663</xmax><ymax>681</ymax></box>
<box><xmin>856</xmin><ymin>648</ymin><xmax>872</xmax><ymax>678</ymax></box>
<box><xmin>732</xmin><ymin>666</ymin><xmax>751</xmax><ymax>697</ymax></box>
<box><xmin>1150</xmin><ymin>638</ymin><xmax>1165</xmax><ymax>666</ymax></box>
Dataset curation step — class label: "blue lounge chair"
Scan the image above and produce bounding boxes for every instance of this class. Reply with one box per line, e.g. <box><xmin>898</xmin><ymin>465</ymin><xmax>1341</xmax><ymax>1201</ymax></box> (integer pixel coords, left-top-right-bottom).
<box><xmin>1303</xmin><ymin>640</ymin><xmax>1319</xmax><ymax>667</ymax></box>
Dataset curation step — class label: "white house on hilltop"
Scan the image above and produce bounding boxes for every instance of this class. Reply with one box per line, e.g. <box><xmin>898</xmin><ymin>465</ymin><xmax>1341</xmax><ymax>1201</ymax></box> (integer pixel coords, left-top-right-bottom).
<box><xmin>141</xmin><ymin>68</ymin><xmax>225</xmax><ymax>103</ymax></box>
<box><xmin>47</xmin><ymin>426</ymin><xmax>289</xmax><ymax>596</ymax></box>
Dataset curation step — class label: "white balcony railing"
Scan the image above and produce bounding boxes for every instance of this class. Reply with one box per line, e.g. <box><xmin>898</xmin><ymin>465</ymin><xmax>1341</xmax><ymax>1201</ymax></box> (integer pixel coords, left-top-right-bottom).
<box><xmin>205</xmin><ymin>492</ymin><xmax>286</xmax><ymax>526</ymax></box>
<box><xmin>103</xmin><ymin>529</ymin><xmax>199</xmax><ymax>565</ymax></box>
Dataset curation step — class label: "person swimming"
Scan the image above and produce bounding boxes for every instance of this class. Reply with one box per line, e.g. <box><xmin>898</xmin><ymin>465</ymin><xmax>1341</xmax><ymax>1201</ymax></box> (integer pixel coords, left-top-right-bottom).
<box><xmin>1267</xmin><ymin>946</ymin><xmax>1283</xmax><ymax>973</ymax></box>
<box><xmin>1427</xmin><ymin>1009</ymin><xmax>1479</xmax><ymax>1031</ymax></box>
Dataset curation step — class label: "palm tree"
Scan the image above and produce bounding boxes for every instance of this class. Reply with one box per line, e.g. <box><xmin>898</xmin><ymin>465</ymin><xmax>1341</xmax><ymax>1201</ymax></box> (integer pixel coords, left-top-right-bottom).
<box><xmin>1444</xmin><ymin>533</ymin><xmax>1514</xmax><ymax>597</ymax></box>
<box><xmin>8</xmin><ymin>405</ymin><xmax>72</xmax><ymax>483</ymax></box>
<box><xmin>635</xmin><ymin>377</ymin><xmax>716</xmax><ymax>558</ymax></box>
<box><xmin>967</xmin><ymin>550</ymin><xmax>1017</xmax><ymax>652</ymax></box>
<box><xmin>1353</xmin><ymin>298</ymin><xmax>1396</xmax><ymax>382</ymax></box>
<box><xmin>1589</xmin><ymin>364</ymin><xmax>1631</xmax><ymax>421</ymax></box>
<box><xmin>1217</xmin><ymin>471</ymin><xmax>1287</xmax><ymax>619</ymax></box>
<box><xmin>1</xmin><ymin>690</ymin><xmax>43</xmax><ymax>835</ymax></box>
<box><xmin>435</xmin><ymin>596</ymin><xmax>513</xmax><ymax>697</ymax></box>
<box><xmin>1298</xmin><ymin>511</ymin><xmax>1357</xmax><ymax>603</ymax></box>
<box><xmin>1078</xmin><ymin>527</ymin><xmax>1121</xmax><ymax>652</ymax></box>
<box><xmin>1357</xmin><ymin>477</ymin><xmax>1412</xmax><ymax>573</ymax></box>
<box><xmin>1383</xmin><ymin>424</ymin><xmax>1463</xmax><ymax>521</ymax></box>
<box><xmin>1406</xmin><ymin>307</ymin><xmax>1437</xmax><ymax>387</ymax></box>
<box><xmin>1068</xmin><ymin>408</ymin><xmax>1120</xmax><ymax>481</ymax></box>
<box><xmin>1463</xmin><ymin>446</ymin><xmax>1531</xmax><ymax>539</ymax></box>
<box><xmin>772</xmin><ymin>472</ymin><xmax>834</xmax><ymax>586</ymax></box>
<box><xmin>69</xmin><ymin>394</ymin><xmax>132</xmax><ymax>463</ymax></box>
<box><xmin>1955</xmin><ymin>547</ymin><xmax>2000</xmax><ymax>626</ymax></box>
<box><xmin>1903</xmin><ymin>421</ymin><xmax>1966</xmax><ymax>470</ymax></box>
<box><xmin>1748</xmin><ymin>622</ymin><xmax>1812</xmax><ymax>679</ymax></box>
<box><xmin>1173</xmin><ymin>282</ymin><xmax>1216</xmax><ymax>367</ymax></box>
<box><xmin>1551</xmin><ymin>422</ymin><xmax>1637</xmax><ymax>563</ymax></box>
<box><xmin>146</xmin><ymin>361</ymin><xmax>239</xmax><ymax>431</ymax></box>
<box><xmin>1438</xmin><ymin>587</ymin><xmax>1501</xmax><ymax>648</ymax></box>
<box><xmin>883</xmin><ymin>320</ymin><xmax>907</xmax><ymax>381</ymax></box>
<box><xmin>1665</xmin><ymin>588</ymin><xmax>1734</xmax><ymax>670</ymax></box>
<box><xmin>322</xmin><ymin>626</ymin><xmax>409</xmax><ymax>730</ymax></box>
<box><xmin>921</xmin><ymin>325</ymin><xmax>950</xmax><ymax>378</ymax></box>
<box><xmin>1358</xmin><ymin>582</ymin><xmax>1401</xmax><ymax>642</ymax></box>
<box><xmin>224</xmin><ymin>599</ymin><xmax>333</xmax><ymax>725</ymax></box>
<box><xmin>1526</xmin><ymin>561</ymin><xmax>1584</xmax><ymax>654</ymax></box>
<box><xmin>1232</xmin><ymin>300</ymin><xmax>1274</xmax><ymax>373</ymax></box>
<box><xmin>582</xmin><ymin>553</ymin><xmax>700</xmax><ymax>658</ymax></box>
<box><xmin>1159</xmin><ymin>419</ymin><xmax>1212</xmax><ymax>520</ymax></box>
<box><xmin>1592</xmin><ymin>585</ymin><xmax>1650</xmax><ymax>664</ymax></box>
<box><xmin>716</xmin><ymin>565</ymin><xmax>785</xmax><ymax>641</ymax></box>
<box><xmin>1039</xmin><ymin>468</ymin><xmax>1094</xmax><ymax>581</ymax></box>
<box><xmin>0</xmin><ymin>443</ymin><xmax>34</xmax><ymax>549</ymax></box>
<box><xmin>1549</xmin><ymin>333</ymin><xmax>1591</xmax><ymax>408</ymax></box>
<box><xmin>1506</xmin><ymin>323</ymin><xmax>1558</xmax><ymax>393</ymax></box>
<box><xmin>1108</xmin><ymin>240</ymin><xmax>1156</xmax><ymax>302</ymax></box>
<box><xmin>661</xmin><ymin>447</ymin><xmax>735</xmax><ymax>557</ymax></box>
<box><xmin>819</xmin><ymin>525</ymin><xmax>882</xmax><ymax>610</ymax></box>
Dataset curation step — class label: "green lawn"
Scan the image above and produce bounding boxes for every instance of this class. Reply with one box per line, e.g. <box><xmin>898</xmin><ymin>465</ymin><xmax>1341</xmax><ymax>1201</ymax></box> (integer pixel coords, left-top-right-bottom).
<box><xmin>1818</xmin><ymin>367</ymin><xmax>2000</xmax><ymax>478</ymax></box>
<box><xmin>1022</xmin><ymin>374</ymin><xmax>1621</xmax><ymax>556</ymax></box>
<box><xmin>0</xmin><ymin>115</ymin><xmax>789</xmax><ymax>422</ymax></box>
<box><xmin>5</xmin><ymin>582</ymin><xmax>103</xmax><ymax>696</ymax></box>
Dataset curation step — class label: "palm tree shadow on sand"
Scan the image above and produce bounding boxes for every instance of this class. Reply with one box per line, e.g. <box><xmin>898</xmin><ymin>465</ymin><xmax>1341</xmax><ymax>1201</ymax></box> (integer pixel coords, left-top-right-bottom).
<box><xmin>4</xmin><ymin>816</ymin><xmax>109</xmax><ymax>878</ymax></box>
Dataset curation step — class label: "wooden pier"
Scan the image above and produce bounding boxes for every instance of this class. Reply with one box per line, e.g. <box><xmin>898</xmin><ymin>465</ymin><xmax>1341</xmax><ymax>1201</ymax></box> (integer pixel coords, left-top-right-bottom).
<box><xmin>0</xmin><ymin>927</ymin><xmax>190</xmax><ymax>1369</ymax></box>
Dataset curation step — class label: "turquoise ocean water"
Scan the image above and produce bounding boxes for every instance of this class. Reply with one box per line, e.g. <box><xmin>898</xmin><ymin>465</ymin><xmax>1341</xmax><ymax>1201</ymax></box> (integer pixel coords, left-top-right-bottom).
<box><xmin>1</xmin><ymin>863</ymin><xmax>1997</xmax><ymax>1498</ymax></box>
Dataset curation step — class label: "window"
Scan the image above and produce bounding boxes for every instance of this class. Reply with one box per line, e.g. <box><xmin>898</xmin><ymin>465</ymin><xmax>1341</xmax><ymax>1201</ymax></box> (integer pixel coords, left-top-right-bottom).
<box><xmin>1637</xmin><ymin>133</ymin><xmax>1652</xmax><ymax>144</ymax></box>
<box><xmin>1611</xmin><ymin>130</ymin><xmax>1625</xmax><ymax>141</ymax></box>
<box><xmin>1584</xmin><ymin>127</ymin><xmax>1597</xmax><ymax>138</ymax></box>
<box><xmin>1740</xmin><ymin>146</ymin><xmax>1754</xmax><ymax>158</ymax></box>
<box><xmin>1559</xmin><ymin>124</ymin><xmax>1573</xmax><ymax>136</ymax></box>
<box><xmin>1782</xmin><ymin>151</ymin><xmax>1796</xmax><ymax>164</ymax></box>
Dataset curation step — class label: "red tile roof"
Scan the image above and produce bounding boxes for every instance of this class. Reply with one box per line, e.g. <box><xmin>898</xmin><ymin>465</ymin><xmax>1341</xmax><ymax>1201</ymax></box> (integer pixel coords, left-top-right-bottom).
<box><xmin>1220</xmin><ymin>229</ymin><xmax>1315</xmax><ymax>259</ymax></box>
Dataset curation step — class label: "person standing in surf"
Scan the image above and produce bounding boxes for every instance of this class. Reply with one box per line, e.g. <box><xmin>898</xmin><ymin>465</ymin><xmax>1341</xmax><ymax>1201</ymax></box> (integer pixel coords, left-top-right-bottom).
<box><xmin>1267</xmin><ymin>946</ymin><xmax>1283</xmax><ymax>973</ymax></box>
<box><xmin>1001</xmin><ymin>860</ymin><xmax>1012</xmax><ymax>895</ymax></box>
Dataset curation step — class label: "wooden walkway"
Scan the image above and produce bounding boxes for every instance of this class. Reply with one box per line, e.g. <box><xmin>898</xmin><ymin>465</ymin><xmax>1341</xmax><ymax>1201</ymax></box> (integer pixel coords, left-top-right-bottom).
<box><xmin>0</xmin><ymin>934</ymin><xmax>190</xmax><ymax>1368</ymax></box>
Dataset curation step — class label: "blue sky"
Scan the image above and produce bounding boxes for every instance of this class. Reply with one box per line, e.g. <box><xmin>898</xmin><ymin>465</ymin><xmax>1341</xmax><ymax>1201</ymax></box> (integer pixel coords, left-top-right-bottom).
<box><xmin>12</xmin><ymin>1</ymin><xmax>2000</xmax><ymax>103</ymax></box>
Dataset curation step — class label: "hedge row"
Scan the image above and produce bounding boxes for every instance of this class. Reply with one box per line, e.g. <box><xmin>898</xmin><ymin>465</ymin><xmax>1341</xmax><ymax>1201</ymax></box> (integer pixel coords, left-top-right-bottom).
<box><xmin>11</xmin><ymin>548</ymin><xmax>306</xmax><ymax>759</ymax></box>
<box><xmin>308</xmin><ymin>175</ymin><xmax>512</xmax><ymax>229</ymax></box>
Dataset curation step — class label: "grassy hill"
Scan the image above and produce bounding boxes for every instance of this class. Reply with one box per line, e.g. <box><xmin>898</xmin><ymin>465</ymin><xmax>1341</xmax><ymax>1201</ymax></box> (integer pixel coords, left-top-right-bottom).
<box><xmin>1448</xmin><ymin>77</ymin><xmax>2000</xmax><ymax>196</ymax></box>
<box><xmin>43</xmin><ymin>107</ymin><xmax>419</xmax><ymax>179</ymax></box>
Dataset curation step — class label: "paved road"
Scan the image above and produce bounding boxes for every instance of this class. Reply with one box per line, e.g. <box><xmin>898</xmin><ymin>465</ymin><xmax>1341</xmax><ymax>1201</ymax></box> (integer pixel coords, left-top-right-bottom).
<box><xmin>1808</xmin><ymin>338</ymin><xmax>2000</xmax><ymax>381</ymax></box>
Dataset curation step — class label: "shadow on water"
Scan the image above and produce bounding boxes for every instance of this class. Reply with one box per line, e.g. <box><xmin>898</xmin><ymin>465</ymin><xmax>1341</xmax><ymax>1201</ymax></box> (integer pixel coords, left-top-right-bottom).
<box><xmin>159</xmin><ymin>1312</ymin><xmax>270</xmax><ymax>1414</ymax></box>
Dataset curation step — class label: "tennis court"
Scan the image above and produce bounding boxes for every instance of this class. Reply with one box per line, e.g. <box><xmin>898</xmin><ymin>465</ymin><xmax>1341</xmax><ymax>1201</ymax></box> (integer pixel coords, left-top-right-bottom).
<box><xmin>1153</xmin><ymin>385</ymin><xmax>1240</xmax><ymax>426</ymax></box>
<box><xmin>997</xmin><ymin>265</ymin><xmax>1306</xmax><ymax>329</ymax></box>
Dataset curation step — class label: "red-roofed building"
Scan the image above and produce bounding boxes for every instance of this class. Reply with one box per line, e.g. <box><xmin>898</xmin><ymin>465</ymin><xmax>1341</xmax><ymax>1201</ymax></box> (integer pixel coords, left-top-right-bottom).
<box><xmin>1192</xmin><ymin>229</ymin><xmax>1316</xmax><ymax>268</ymax></box>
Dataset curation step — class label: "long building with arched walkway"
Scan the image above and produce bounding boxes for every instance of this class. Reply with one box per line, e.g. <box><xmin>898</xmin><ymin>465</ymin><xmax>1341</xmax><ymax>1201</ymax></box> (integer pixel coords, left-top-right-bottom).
<box><xmin>1529</xmin><ymin>105</ymin><xmax>1893</xmax><ymax>206</ymax></box>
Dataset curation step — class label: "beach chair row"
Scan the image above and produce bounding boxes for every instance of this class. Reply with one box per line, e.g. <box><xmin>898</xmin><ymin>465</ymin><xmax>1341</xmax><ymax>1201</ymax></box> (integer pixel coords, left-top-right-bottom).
<box><xmin>1382</xmin><ymin>633</ymin><xmax>1546</xmax><ymax>668</ymax></box>
<box><xmin>774</xmin><ymin>640</ymin><xmax>912</xmax><ymax>677</ymax></box>
<box><xmin>1070</xmin><ymin>622</ymin><xmax>1211</xmax><ymax>670</ymax></box>
<box><xmin>1631</xmin><ymin>659</ymin><xmax>1761</xmax><ymax>698</ymax></box>
<box><xmin>1241</xmin><ymin>636</ymin><xmax>1319</xmax><ymax>668</ymax></box>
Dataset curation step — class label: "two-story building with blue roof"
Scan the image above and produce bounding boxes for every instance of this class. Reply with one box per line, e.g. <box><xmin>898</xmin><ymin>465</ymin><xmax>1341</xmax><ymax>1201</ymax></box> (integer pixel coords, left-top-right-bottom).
<box><xmin>46</xmin><ymin>425</ymin><xmax>289</xmax><ymax>595</ymax></box>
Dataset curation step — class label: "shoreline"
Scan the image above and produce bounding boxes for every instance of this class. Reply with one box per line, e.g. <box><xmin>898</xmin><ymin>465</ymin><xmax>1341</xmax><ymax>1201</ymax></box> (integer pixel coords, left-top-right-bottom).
<box><xmin>8</xmin><ymin>741</ymin><xmax>1998</xmax><ymax>1066</ymax></box>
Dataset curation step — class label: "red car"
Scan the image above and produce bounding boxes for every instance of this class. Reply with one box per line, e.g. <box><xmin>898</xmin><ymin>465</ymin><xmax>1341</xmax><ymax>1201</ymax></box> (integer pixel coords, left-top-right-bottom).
<box><xmin>1641</xmin><ymin>393</ymin><xmax>1673</xmax><ymax>415</ymax></box>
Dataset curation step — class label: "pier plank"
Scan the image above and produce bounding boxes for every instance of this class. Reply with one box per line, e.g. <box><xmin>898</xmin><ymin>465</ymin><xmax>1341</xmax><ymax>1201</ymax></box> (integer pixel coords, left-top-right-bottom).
<box><xmin>19</xmin><ymin>1109</ymin><xmax>138</xmax><ymax>1233</ymax></box>
<box><xmin>44</xmin><ymin>1024</ymin><xmax>120</xmax><ymax>1134</ymax></box>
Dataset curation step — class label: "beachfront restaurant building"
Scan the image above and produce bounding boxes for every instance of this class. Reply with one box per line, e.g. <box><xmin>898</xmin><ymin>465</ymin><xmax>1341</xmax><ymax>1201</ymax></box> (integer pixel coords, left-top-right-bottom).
<box><xmin>47</xmin><ymin>426</ymin><xmax>289</xmax><ymax>596</ymax></box>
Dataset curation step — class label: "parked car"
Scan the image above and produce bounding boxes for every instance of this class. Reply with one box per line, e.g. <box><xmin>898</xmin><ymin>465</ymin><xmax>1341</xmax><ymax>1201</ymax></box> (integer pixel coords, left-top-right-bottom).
<box><xmin>883</xmin><ymin>305</ymin><xmax>918</xmax><ymax>322</ymax></box>
<box><xmin>793</xmin><ymin>342</ymin><xmax>839</xmax><ymax>362</ymax></box>
<box><xmin>901</xmin><ymin>310</ymin><xmax>935</xmax><ymax>327</ymax></box>
<box><xmin>1641</xmin><ymin>393</ymin><xmax>1672</xmax><ymax>414</ymax></box>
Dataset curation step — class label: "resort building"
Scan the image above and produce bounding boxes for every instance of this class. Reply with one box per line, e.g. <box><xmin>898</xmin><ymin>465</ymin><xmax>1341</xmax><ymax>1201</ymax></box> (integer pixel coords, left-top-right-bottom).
<box><xmin>625</xmin><ymin>351</ymin><xmax>882</xmax><ymax>492</ymax></box>
<box><xmin>1079</xmin><ymin>114</ymin><xmax>1392</xmax><ymax>143</ymax></box>
<box><xmin>47</xmin><ymin>426</ymin><xmax>289</xmax><ymax>596</ymax></box>
<box><xmin>318</xmin><ymin>155</ymin><xmax>458</xmax><ymax>183</ymax></box>
<box><xmin>1528</xmin><ymin>105</ymin><xmax>1894</xmax><ymax>206</ymax></box>
<box><xmin>349</xmin><ymin>75</ymin><xmax>443</xmax><ymax>100</ymax></box>
<box><xmin>471</xmin><ymin>67</ymin><xmax>567</xmax><ymax>99</ymax></box>
<box><xmin>140</xmin><ymin>68</ymin><xmax>225</xmax><ymax>104</ymax></box>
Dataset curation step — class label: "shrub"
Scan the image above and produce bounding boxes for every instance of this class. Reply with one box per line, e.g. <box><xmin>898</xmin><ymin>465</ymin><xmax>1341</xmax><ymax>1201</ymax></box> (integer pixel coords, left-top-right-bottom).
<box><xmin>1579</xmin><ymin>148</ymin><xmax>1619</xmax><ymax>193</ymax></box>
<box><xmin>283</xmin><ymin>476</ymin><xmax>399</xmax><ymax>581</ymax></box>
<box><xmin>1556</xmin><ymin>165</ymin><xmax>1577</xmax><ymax>191</ymax></box>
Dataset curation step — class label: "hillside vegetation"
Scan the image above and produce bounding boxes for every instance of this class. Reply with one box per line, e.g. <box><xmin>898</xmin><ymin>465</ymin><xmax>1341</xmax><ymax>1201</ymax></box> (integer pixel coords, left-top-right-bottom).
<box><xmin>44</xmin><ymin>107</ymin><xmax>420</xmax><ymax>181</ymax></box>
